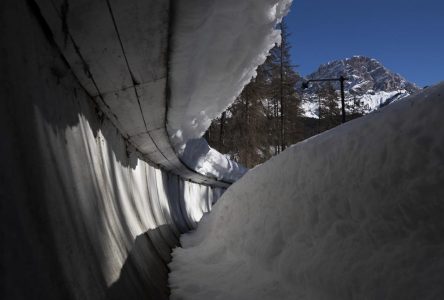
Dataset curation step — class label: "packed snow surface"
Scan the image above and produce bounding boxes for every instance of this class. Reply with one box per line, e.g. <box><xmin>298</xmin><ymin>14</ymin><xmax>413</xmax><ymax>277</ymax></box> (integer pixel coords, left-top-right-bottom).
<box><xmin>169</xmin><ymin>83</ymin><xmax>444</xmax><ymax>299</ymax></box>
<box><xmin>181</xmin><ymin>138</ymin><xmax>247</xmax><ymax>182</ymax></box>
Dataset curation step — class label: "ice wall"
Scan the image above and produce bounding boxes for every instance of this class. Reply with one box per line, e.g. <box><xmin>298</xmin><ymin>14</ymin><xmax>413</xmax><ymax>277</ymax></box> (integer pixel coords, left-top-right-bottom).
<box><xmin>0</xmin><ymin>1</ymin><xmax>223</xmax><ymax>299</ymax></box>
<box><xmin>170</xmin><ymin>83</ymin><xmax>444</xmax><ymax>299</ymax></box>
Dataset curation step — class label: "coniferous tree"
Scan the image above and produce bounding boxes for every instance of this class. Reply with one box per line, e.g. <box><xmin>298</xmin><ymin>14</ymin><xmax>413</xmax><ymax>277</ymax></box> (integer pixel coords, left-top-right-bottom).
<box><xmin>267</xmin><ymin>20</ymin><xmax>303</xmax><ymax>152</ymax></box>
<box><xmin>230</xmin><ymin>78</ymin><xmax>269</xmax><ymax>167</ymax></box>
<box><xmin>346</xmin><ymin>95</ymin><xmax>366</xmax><ymax>120</ymax></box>
<box><xmin>206</xmin><ymin>19</ymin><xmax>304</xmax><ymax>168</ymax></box>
<box><xmin>318</xmin><ymin>83</ymin><xmax>341</xmax><ymax>130</ymax></box>
<box><xmin>207</xmin><ymin>64</ymin><xmax>270</xmax><ymax>168</ymax></box>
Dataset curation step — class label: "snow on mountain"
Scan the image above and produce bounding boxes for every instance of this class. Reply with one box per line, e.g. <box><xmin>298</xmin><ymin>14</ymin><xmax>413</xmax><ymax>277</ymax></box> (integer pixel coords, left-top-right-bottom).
<box><xmin>301</xmin><ymin>56</ymin><xmax>421</xmax><ymax>118</ymax></box>
<box><xmin>169</xmin><ymin>82</ymin><xmax>444</xmax><ymax>300</ymax></box>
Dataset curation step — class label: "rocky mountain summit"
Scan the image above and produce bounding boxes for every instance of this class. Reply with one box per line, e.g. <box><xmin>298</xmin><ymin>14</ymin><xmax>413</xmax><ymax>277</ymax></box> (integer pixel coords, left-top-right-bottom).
<box><xmin>301</xmin><ymin>56</ymin><xmax>421</xmax><ymax>117</ymax></box>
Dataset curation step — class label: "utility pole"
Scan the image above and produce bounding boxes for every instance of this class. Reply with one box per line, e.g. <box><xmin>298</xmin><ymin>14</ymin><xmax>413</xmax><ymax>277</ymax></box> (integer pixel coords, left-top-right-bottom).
<box><xmin>339</xmin><ymin>76</ymin><xmax>346</xmax><ymax>123</ymax></box>
<box><xmin>318</xmin><ymin>95</ymin><xmax>321</xmax><ymax>133</ymax></box>
<box><xmin>280</xmin><ymin>34</ymin><xmax>285</xmax><ymax>152</ymax></box>
<box><xmin>302</xmin><ymin>76</ymin><xmax>348</xmax><ymax>124</ymax></box>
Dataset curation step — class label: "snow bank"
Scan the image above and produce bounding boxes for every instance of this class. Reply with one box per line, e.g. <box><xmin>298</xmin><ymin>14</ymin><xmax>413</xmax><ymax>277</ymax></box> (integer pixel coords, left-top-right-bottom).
<box><xmin>169</xmin><ymin>83</ymin><xmax>444</xmax><ymax>299</ymax></box>
<box><xmin>181</xmin><ymin>138</ymin><xmax>247</xmax><ymax>182</ymax></box>
<box><xmin>168</xmin><ymin>0</ymin><xmax>292</xmax><ymax>150</ymax></box>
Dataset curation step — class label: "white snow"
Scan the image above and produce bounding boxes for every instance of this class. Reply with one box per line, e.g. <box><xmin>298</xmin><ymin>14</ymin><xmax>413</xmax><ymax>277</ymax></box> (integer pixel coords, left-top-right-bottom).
<box><xmin>301</xmin><ymin>97</ymin><xmax>321</xmax><ymax>118</ymax></box>
<box><xmin>181</xmin><ymin>138</ymin><xmax>247</xmax><ymax>183</ymax></box>
<box><xmin>359</xmin><ymin>89</ymin><xmax>409</xmax><ymax>109</ymax></box>
<box><xmin>301</xmin><ymin>89</ymin><xmax>411</xmax><ymax>118</ymax></box>
<box><xmin>168</xmin><ymin>0</ymin><xmax>292</xmax><ymax>180</ymax></box>
<box><xmin>169</xmin><ymin>82</ymin><xmax>444</xmax><ymax>299</ymax></box>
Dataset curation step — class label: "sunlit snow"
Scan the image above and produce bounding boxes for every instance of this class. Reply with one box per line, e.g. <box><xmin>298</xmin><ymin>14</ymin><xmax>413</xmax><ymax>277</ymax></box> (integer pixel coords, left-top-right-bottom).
<box><xmin>167</xmin><ymin>0</ymin><xmax>293</xmax><ymax>181</ymax></box>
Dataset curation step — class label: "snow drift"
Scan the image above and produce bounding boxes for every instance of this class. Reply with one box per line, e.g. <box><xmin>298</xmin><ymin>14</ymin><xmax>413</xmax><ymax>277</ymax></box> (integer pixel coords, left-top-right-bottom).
<box><xmin>168</xmin><ymin>0</ymin><xmax>292</xmax><ymax>181</ymax></box>
<box><xmin>169</xmin><ymin>83</ymin><xmax>444</xmax><ymax>299</ymax></box>
<box><xmin>181</xmin><ymin>138</ymin><xmax>247</xmax><ymax>182</ymax></box>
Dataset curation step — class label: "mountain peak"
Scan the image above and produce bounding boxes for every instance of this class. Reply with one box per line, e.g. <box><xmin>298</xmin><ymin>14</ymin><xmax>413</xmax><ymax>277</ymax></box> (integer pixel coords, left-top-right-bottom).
<box><xmin>308</xmin><ymin>56</ymin><xmax>419</xmax><ymax>95</ymax></box>
<box><xmin>301</xmin><ymin>56</ymin><xmax>421</xmax><ymax>118</ymax></box>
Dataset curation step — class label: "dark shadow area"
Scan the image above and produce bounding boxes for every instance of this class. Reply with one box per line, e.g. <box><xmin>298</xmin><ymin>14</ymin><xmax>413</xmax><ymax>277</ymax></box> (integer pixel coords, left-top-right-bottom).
<box><xmin>20</xmin><ymin>0</ymin><xmax>146</xmax><ymax>171</ymax></box>
<box><xmin>164</xmin><ymin>173</ymin><xmax>193</xmax><ymax>234</ymax></box>
<box><xmin>2</xmin><ymin>1</ymin><xmax>227</xmax><ymax>299</ymax></box>
<box><xmin>1</xmin><ymin>2</ymin><xmax>186</xmax><ymax>299</ymax></box>
<box><xmin>105</xmin><ymin>226</ymin><xmax>179</xmax><ymax>300</ymax></box>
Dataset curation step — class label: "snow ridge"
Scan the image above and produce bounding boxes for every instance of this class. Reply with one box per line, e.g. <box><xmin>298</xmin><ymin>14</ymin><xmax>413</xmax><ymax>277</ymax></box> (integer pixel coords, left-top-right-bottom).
<box><xmin>169</xmin><ymin>82</ymin><xmax>444</xmax><ymax>300</ymax></box>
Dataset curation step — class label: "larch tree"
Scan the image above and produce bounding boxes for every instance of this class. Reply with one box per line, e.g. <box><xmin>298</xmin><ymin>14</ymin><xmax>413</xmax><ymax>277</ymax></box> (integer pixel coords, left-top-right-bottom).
<box><xmin>267</xmin><ymin>20</ymin><xmax>303</xmax><ymax>152</ymax></box>
<box><xmin>206</xmin><ymin>19</ymin><xmax>304</xmax><ymax>168</ymax></box>
<box><xmin>318</xmin><ymin>82</ymin><xmax>341</xmax><ymax>131</ymax></box>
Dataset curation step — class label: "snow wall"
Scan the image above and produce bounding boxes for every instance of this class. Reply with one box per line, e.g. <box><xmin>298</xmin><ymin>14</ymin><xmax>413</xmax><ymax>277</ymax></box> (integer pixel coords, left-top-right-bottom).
<box><xmin>170</xmin><ymin>83</ymin><xmax>444</xmax><ymax>300</ymax></box>
<box><xmin>0</xmin><ymin>1</ymin><xmax>224</xmax><ymax>299</ymax></box>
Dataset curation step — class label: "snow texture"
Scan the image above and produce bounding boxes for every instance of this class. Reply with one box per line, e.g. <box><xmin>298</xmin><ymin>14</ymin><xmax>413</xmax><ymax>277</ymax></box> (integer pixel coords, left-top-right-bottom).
<box><xmin>168</xmin><ymin>0</ymin><xmax>292</xmax><ymax>181</ymax></box>
<box><xmin>302</xmin><ymin>89</ymin><xmax>411</xmax><ymax>118</ymax></box>
<box><xmin>182</xmin><ymin>138</ymin><xmax>248</xmax><ymax>183</ymax></box>
<box><xmin>168</xmin><ymin>0</ymin><xmax>293</xmax><ymax>150</ymax></box>
<box><xmin>169</xmin><ymin>83</ymin><xmax>444</xmax><ymax>300</ymax></box>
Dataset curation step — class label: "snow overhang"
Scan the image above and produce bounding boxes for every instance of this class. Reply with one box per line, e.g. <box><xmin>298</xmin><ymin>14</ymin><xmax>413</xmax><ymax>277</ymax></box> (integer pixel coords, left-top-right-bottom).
<box><xmin>168</xmin><ymin>0</ymin><xmax>293</xmax><ymax>151</ymax></box>
<box><xmin>35</xmin><ymin>0</ymin><xmax>292</xmax><ymax>186</ymax></box>
<box><xmin>36</xmin><ymin>0</ymin><xmax>230</xmax><ymax>187</ymax></box>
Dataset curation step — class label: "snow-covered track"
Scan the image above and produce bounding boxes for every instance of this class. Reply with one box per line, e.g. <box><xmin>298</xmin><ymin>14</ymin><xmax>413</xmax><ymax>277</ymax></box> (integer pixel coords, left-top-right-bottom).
<box><xmin>1</xmin><ymin>1</ymin><xmax>225</xmax><ymax>299</ymax></box>
<box><xmin>1</xmin><ymin>0</ymin><xmax>292</xmax><ymax>298</ymax></box>
<box><xmin>34</xmin><ymin>0</ymin><xmax>229</xmax><ymax>188</ymax></box>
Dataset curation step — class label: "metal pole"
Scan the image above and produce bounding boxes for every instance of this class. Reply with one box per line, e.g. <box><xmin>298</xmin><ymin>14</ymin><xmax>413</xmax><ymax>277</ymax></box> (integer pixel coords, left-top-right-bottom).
<box><xmin>219</xmin><ymin>111</ymin><xmax>226</xmax><ymax>147</ymax></box>
<box><xmin>302</xmin><ymin>76</ymin><xmax>348</xmax><ymax>126</ymax></box>
<box><xmin>318</xmin><ymin>95</ymin><xmax>321</xmax><ymax>133</ymax></box>
<box><xmin>280</xmin><ymin>36</ymin><xmax>285</xmax><ymax>151</ymax></box>
<box><xmin>340</xmin><ymin>76</ymin><xmax>346</xmax><ymax>123</ymax></box>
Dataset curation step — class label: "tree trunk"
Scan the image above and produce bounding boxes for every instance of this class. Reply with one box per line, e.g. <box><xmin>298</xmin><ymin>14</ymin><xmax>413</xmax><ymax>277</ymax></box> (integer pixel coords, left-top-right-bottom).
<box><xmin>219</xmin><ymin>111</ymin><xmax>226</xmax><ymax>149</ymax></box>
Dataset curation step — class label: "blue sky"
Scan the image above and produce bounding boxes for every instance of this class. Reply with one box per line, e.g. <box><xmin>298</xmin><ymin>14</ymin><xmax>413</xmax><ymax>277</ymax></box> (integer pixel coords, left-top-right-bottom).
<box><xmin>285</xmin><ymin>0</ymin><xmax>444</xmax><ymax>87</ymax></box>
